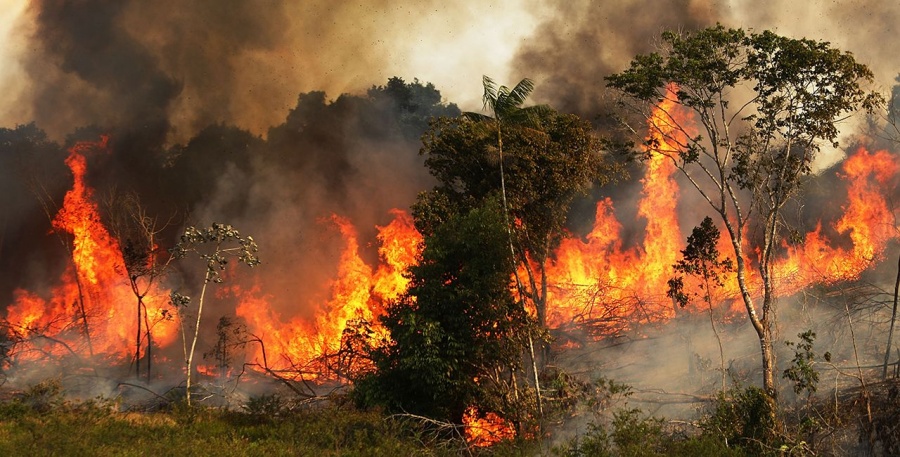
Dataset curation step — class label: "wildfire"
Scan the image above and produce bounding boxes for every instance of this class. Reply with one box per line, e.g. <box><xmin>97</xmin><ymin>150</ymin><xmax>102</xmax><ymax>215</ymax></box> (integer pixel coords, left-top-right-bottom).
<box><xmin>540</xmin><ymin>87</ymin><xmax>899</xmax><ymax>332</ymax></box>
<box><xmin>2</xmin><ymin>98</ymin><xmax>897</xmax><ymax>410</ymax></box>
<box><xmin>543</xmin><ymin>87</ymin><xmax>691</xmax><ymax>330</ymax></box>
<box><xmin>775</xmin><ymin>146</ymin><xmax>899</xmax><ymax>291</ymax></box>
<box><xmin>463</xmin><ymin>406</ymin><xmax>516</xmax><ymax>447</ymax></box>
<box><xmin>235</xmin><ymin>209</ymin><xmax>422</xmax><ymax>375</ymax></box>
<box><xmin>6</xmin><ymin>137</ymin><xmax>177</xmax><ymax>361</ymax></box>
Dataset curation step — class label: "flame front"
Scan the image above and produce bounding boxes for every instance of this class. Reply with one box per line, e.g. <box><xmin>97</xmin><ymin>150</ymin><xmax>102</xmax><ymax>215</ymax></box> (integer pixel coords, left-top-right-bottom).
<box><xmin>463</xmin><ymin>406</ymin><xmax>516</xmax><ymax>447</ymax></box>
<box><xmin>236</xmin><ymin>209</ymin><xmax>422</xmax><ymax>374</ymax></box>
<box><xmin>3</xmin><ymin>101</ymin><xmax>897</xmax><ymax>400</ymax></box>
<box><xmin>6</xmin><ymin>138</ymin><xmax>177</xmax><ymax>361</ymax></box>
<box><xmin>541</xmin><ymin>88</ymin><xmax>899</xmax><ymax>332</ymax></box>
<box><xmin>775</xmin><ymin>147</ymin><xmax>899</xmax><ymax>292</ymax></box>
<box><xmin>543</xmin><ymin>87</ymin><xmax>689</xmax><ymax>331</ymax></box>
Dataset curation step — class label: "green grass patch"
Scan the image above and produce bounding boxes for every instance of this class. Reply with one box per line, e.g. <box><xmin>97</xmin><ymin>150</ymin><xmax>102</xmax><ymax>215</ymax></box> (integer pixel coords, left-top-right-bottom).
<box><xmin>0</xmin><ymin>399</ymin><xmax>435</xmax><ymax>457</ymax></box>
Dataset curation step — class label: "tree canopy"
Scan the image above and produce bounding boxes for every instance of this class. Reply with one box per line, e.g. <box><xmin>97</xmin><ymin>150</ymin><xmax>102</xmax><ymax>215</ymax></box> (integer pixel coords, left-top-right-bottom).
<box><xmin>356</xmin><ymin>199</ymin><xmax>528</xmax><ymax>424</ymax></box>
<box><xmin>607</xmin><ymin>25</ymin><xmax>881</xmax><ymax>399</ymax></box>
<box><xmin>415</xmin><ymin>102</ymin><xmax>619</xmax><ymax>329</ymax></box>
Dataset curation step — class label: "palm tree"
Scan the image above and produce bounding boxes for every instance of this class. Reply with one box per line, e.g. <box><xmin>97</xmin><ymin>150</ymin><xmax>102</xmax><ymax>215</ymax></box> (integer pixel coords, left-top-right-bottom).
<box><xmin>465</xmin><ymin>76</ymin><xmax>549</xmax><ymax>415</ymax></box>
<box><xmin>465</xmin><ymin>76</ymin><xmax>546</xmax><ymax>248</ymax></box>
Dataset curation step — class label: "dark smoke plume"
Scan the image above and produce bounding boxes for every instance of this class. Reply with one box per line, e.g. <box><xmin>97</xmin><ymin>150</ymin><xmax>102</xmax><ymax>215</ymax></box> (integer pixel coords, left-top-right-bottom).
<box><xmin>512</xmin><ymin>0</ymin><xmax>722</xmax><ymax>122</ymax></box>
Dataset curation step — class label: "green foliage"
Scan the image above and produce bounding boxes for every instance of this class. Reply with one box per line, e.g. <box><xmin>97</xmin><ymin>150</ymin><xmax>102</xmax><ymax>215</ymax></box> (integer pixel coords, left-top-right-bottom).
<box><xmin>417</xmin><ymin>105</ymin><xmax>618</xmax><ymax>261</ymax></box>
<box><xmin>609</xmin><ymin>408</ymin><xmax>666</xmax><ymax>455</ymax></box>
<box><xmin>783</xmin><ymin>330</ymin><xmax>827</xmax><ymax>396</ymax></box>
<box><xmin>557</xmin><ymin>422</ymin><xmax>611</xmax><ymax>457</ymax></box>
<box><xmin>355</xmin><ymin>199</ymin><xmax>530</xmax><ymax>424</ymax></box>
<box><xmin>556</xmin><ymin>407</ymin><xmax>745</xmax><ymax>457</ymax></box>
<box><xmin>0</xmin><ymin>400</ymin><xmax>431</xmax><ymax>457</ymax></box>
<box><xmin>701</xmin><ymin>385</ymin><xmax>778</xmax><ymax>454</ymax></box>
<box><xmin>170</xmin><ymin>223</ymin><xmax>260</xmax><ymax>284</ymax></box>
<box><xmin>242</xmin><ymin>394</ymin><xmax>286</xmax><ymax>419</ymax></box>
<box><xmin>667</xmin><ymin>216</ymin><xmax>733</xmax><ymax>308</ymax></box>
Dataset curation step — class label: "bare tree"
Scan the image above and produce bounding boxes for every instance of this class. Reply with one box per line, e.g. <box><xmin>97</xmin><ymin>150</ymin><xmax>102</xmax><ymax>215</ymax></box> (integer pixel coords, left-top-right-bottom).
<box><xmin>103</xmin><ymin>190</ymin><xmax>176</xmax><ymax>381</ymax></box>
<box><xmin>170</xmin><ymin>223</ymin><xmax>259</xmax><ymax>406</ymax></box>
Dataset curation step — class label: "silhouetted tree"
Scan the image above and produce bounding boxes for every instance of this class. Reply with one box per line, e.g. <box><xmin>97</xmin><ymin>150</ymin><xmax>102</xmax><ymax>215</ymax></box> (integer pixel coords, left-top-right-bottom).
<box><xmin>356</xmin><ymin>199</ymin><xmax>530</xmax><ymax>425</ymax></box>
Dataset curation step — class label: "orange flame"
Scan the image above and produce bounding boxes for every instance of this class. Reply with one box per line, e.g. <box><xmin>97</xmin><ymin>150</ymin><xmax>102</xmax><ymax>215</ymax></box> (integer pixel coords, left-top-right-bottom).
<box><xmin>463</xmin><ymin>406</ymin><xmax>515</xmax><ymax>447</ymax></box>
<box><xmin>236</xmin><ymin>210</ymin><xmax>422</xmax><ymax>374</ymax></box>
<box><xmin>775</xmin><ymin>146</ymin><xmax>899</xmax><ymax>292</ymax></box>
<box><xmin>543</xmin><ymin>87</ymin><xmax>691</xmax><ymax>330</ymax></box>
<box><xmin>6</xmin><ymin>137</ymin><xmax>177</xmax><ymax>361</ymax></box>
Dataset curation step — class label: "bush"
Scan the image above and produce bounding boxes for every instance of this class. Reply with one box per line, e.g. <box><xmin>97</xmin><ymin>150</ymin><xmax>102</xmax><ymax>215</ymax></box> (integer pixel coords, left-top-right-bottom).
<box><xmin>701</xmin><ymin>385</ymin><xmax>777</xmax><ymax>454</ymax></box>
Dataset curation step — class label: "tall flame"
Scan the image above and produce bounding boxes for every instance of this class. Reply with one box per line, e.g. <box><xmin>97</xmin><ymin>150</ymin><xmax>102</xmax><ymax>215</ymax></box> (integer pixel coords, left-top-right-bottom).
<box><xmin>6</xmin><ymin>137</ymin><xmax>177</xmax><ymax>361</ymax></box>
<box><xmin>543</xmin><ymin>88</ymin><xmax>690</xmax><ymax>331</ymax></box>
<box><xmin>236</xmin><ymin>209</ymin><xmax>422</xmax><ymax>373</ymax></box>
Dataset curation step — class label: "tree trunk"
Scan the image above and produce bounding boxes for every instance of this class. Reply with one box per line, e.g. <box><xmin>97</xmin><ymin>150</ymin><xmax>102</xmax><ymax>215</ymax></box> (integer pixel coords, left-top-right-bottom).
<box><xmin>143</xmin><ymin>302</ymin><xmax>152</xmax><ymax>382</ymax></box>
<box><xmin>759</xmin><ymin>326</ymin><xmax>776</xmax><ymax>398</ymax></box>
<box><xmin>729</xmin><ymin>225</ymin><xmax>777</xmax><ymax>400</ymax></box>
<box><xmin>135</xmin><ymin>293</ymin><xmax>142</xmax><ymax>379</ymax></box>
<box><xmin>883</xmin><ymin>253</ymin><xmax>900</xmax><ymax>379</ymax></box>
<box><xmin>186</xmin><ymin>268</ymin><xmax>212</xmax><ymax>406</ymax></box>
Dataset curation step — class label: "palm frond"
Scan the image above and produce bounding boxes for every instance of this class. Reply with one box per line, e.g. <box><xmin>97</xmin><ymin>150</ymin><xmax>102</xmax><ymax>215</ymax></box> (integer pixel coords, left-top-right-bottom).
<box><xmin>480</xmin><ymin>75</ymin><xmax>540</xmax><ymax>123</ymax></box>
<box><xmin>507</xmin><ymin>78</ymin><xmax>535</xmax><ymax>109</ymax></box>
<box><xmin>462</xmin><ymin>112</ymin><xmax>492</xmax><ymax>123</ymax></box>
<box><xmin>482</xmin><ymin>75</ymin><xmax>499</xmax><ymax>113</ymax></box>
<box><xmin>505</xmin><ymin>104</ymin><xmax>553</xmax><ymax>129</ymax></box>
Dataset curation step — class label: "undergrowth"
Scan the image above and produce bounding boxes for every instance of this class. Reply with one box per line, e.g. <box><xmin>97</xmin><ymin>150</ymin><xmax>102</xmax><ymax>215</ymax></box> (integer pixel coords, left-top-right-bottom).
<box><xmin>0</xmin><ymin>382</ymin><xmax>438</xmax><ymax>457</ymax></box>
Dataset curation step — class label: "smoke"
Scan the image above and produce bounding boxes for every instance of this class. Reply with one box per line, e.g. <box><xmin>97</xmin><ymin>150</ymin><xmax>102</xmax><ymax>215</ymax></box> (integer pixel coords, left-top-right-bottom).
<box><xmin>512</xmin><ymin>0</ymin><xmax>899</xmax><ymax>167</ymax></box>
<box><xmin>512</xmin><ymin>0</ymin><xmax>722</xmax><ymax>120</ymax></box>
<box><xmin>1</xmin><ymin>0</ymin><xmax>538</xmax><ymax>144</ymax></box>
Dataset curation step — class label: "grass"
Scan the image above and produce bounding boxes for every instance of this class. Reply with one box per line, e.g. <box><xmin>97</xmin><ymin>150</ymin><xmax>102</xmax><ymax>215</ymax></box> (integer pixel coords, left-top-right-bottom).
<box><xmin>0</xmin><ymin>398</ymin><xmax>439</xmax><ymax>457</ymax></box>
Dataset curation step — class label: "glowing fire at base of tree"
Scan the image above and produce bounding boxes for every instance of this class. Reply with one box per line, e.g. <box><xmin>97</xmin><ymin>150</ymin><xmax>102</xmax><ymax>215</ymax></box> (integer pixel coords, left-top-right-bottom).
<box><xmin>463</xmin><ymin>406</ymin><xmax>516</xmax><ymax>447</ymax></box>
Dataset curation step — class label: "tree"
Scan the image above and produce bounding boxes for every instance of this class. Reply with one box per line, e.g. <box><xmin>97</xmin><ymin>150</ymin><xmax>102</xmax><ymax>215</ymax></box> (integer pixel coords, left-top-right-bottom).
<box><xmin>607</xmin><ymin>25</ymin><xmax>881</xmax><ymax>401</ymax></box>
<box><xmin>463</xmin><ymin>76</ymin><xmax>547</xmax><ymax>258</ymax></box>
<box><xmin>170</xmin><ymin>223</ymin><xmax>259</xmax><ymax>406</ymax></box>
<box><xmin>417</xmin><ymin>90</ymin><xmax>619</xmax><ymax>420</ymax></box>
<box><xmin>368</xmin><ymin>76</ymin><xmax>461</xmax><ymax>139</ymax></box>
<box><xmin>104</xmin><ymin>190</ymin><xmax>176</xmax><ymax>381</ymax></box>
<box><xmin>356</xmin><ymin>199</ymin><xmax>530</xmax><ymax>425</ymax></box>
<box><xmin>420</xmin><ymin>84</ymin><xmax>618</xmax><ymax>333</ymax></box>
<box><xmin>667</xmin><ymin>216</ymin><xmax>733</xmax><ymax>391</ymax></box>
<box><xmin>883</xmin><ymin>75</ymin><xmax>900</xmax><ymax>380</ymax></box>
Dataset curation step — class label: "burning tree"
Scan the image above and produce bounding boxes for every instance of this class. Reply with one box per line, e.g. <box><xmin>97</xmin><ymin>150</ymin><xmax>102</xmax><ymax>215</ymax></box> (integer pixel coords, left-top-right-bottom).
<box><xmin>170</xmin><ymin>223</ymin><xmax>259</xmax><ymax>406</ymax></box>
<box><xmin>606</xmin><ymin>25</ymin><xmax>881</xmax><ymax>403</ymax></box>
<box><xmin>103</xmin><ymin>190</ymin><xmax>176</xmax><ymax>382</ymax></box>
<box><xmin>356</xmin><ymin>199</ymin><xmax>530</xmax><ymax>429</ymax></box>
<box><xmin>416</xmin><ymin>82</ymin><xmax>619</xmax><ymax>338</ymax></box>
